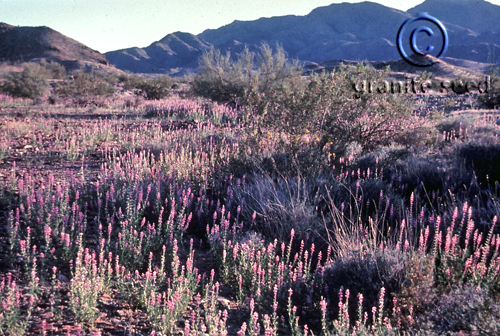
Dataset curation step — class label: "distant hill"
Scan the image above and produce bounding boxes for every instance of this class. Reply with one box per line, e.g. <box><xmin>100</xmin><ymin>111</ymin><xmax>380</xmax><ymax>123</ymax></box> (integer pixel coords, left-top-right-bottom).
<box><xmin>408</xmin><ymin>0</ymin><xmax>500</xmax><ymax>35</ymax></box>
<box><xmin>304</xmin><ymin>55</ymin><xmax>489</xmax><ymax>83</ymax></box>
<box><xmin>105</xmin><ymin>32</ymin><xmax>211</xmax><ymax>76</ymax></box>
<box><xmin>199</xmin><ymin>2</ymin><xmax>412</xmax><ymax>62</ymax></box>
<box><xmin>0</xmin><ymin>22</ymin><xmax>112</xmax><ymax>71</ymax></box>
<box><xmin>408</xmin><ymin>0</ymin><xmax>500</xmax><ymax>64</ymax></box>
<box><xmin>105</xmin><ymin>0</ymin><xmax>500</xmax><ymax>75</ymax></box>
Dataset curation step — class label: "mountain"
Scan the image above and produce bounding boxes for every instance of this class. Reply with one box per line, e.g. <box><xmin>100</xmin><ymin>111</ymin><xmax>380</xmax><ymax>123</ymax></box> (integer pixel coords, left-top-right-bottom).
<box><xmin>105</xmin><ymin>32</ymin><xmax>211</xmax><ymax>75</ymax></box>
<box><xmin>199</xmin><ymin>2</ymin><xmax>412</xmax><ymax>62</ymax></box>
<box><xmin>0</xmin><ymin>22</ymin><xmax>111</xmax><ymax>71</ymax></box>
<box><xmin>104</xmin><ymin>0</ymin><xmax>500</xmax><ymax>75</ymax></box>
<box><xmin>408</xmin><ymin>0</ymin><xmax>500</xmax><ymax>34</ymax></box>
<box><xmin>408</xmin><ymin>0</ymin><xmax>500</xmax><ymax>64</ymax></box>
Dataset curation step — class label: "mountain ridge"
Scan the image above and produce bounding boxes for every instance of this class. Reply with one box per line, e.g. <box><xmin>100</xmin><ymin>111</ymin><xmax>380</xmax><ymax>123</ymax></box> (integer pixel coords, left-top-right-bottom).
<box><xmin>2</xmin><ymin>0</ymin><xmax>498</xmax><ymax>75</ymax></box>
<box><xmin>104</xmin><ymin>0</ymin><xmax>500</xmax><ymax>75</ymax></box>
<box><xmin>0</xmin><ymin>22</ymin><xmax>113</xmax><ymax>71</ymax></box>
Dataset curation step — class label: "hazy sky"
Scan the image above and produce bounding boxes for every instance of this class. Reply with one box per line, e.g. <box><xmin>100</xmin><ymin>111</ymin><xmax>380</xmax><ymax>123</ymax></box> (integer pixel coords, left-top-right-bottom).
<box><xmin>1</xmin><ymin>0</ymin><xmax>499</xmax><ymax>53</ymax></box>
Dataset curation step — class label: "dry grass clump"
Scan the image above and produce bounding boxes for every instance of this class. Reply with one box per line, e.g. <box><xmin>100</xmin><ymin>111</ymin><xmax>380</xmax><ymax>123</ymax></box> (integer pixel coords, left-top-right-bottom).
<box><xmin>232</xmin><ymin>173</ymin><xmax>324</xmax><ymax>245</ymax></box>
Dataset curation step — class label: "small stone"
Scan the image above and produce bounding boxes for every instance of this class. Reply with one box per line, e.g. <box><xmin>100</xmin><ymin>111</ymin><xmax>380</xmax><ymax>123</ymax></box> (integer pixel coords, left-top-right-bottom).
<box><xmin>58</xmin><ymin>274</ymin><xmax>69</xmax><ymax>282</ymax></box>
<box><xmin>217</xmin><ymin>297</ymin><xmax>231</xmax><ymax>310</ymax></box>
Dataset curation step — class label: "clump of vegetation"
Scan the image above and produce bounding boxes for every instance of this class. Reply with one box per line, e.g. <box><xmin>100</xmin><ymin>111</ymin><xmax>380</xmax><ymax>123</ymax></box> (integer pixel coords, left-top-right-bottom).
<box><xmin>0</xmin><ymin>62</ymin><xmax>50</xmax><ymax>99</ymax></box>
<box><xmin>191</xmin><ymin>43</ymin><xmax>304</xmax><ymax>108</ymax></box>
<box><xmin>135</xmin><ymin>75</ymin><xmax>175</xmax><ymax>100</ymax></box>
<box><xmin>321</xmin><ymin>248</ymin><xmax>409</xmax><ymax>325</ymax></box>
<box><xmin>296</xmin><ymin>65</ymin><xmax>421</xmax><ymax>153</ymax></box>
<box><xmin>192</xmin><ymin>45</ymin><xmax>421</xmax><ymax>158</ymax></box>
<box><xmin>415</xmin><ymin>285</ymin><xmax>500</xmax><ymax>335</ymax></box>
<box><xmin>479</xmin><ymin>89</ymin><xmax>500</xmax><ymax>109</ymax></box>
<box><xmin>55</xmin><ymin>70</ymin><xmax>115</xmax><ymax>98</ymax></box>
<box><xmin>478</xmin><ymin>68</ymin><xmax>500</xmax><ymax>109</ymax></box>
<box><xmin>37</xmin><ymin>59</ymin><xmax>67</xmax><ymax>79</ymax></box>
<box><xmin>117</xmin><ymin>73</ymin><xmax>175</xmax><ymax>100</ymax></box>
<box><xmin>232</xmin><ymin>173</ymin><xmax>325</xmax><ymax>245</ymax></box>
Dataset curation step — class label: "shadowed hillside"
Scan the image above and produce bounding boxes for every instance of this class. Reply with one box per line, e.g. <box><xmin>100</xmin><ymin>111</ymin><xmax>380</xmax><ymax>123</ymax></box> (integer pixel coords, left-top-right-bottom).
<box><xmin>0</xmin><ymin>22</ymin><xmax>112</xmax><ymax>71</ymax></box>
<box><xmin>105</xmin><ymin>32</ymin><xmax>212</xmax><ymax>75</ymax></box>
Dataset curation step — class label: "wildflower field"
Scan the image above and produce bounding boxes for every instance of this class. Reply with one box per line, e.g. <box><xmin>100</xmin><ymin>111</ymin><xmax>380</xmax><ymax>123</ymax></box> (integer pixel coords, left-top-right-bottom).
<box><xmin>0</xmin><ymin>50</ymin><xmax>499</xmax><ymax>335</ymax></box>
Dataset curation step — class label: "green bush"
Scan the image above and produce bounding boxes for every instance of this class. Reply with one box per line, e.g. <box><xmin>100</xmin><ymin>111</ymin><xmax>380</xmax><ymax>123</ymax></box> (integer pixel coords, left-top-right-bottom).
<box><xmin>118</xmin><ymin>72</ymin><xmax>143</xmax><ymax>89</ymax></box>
<box><xmin>478</xmin><ymin>73</ymin><xmax>499</xmax><ymax>109</ymax></box>
<box><xmin>38</xmin><ymin>59</ymin><xmax>67</xmax><ymax>79</ymax></box>
<box><xmin>135</xmin><ymin>76</ymin><xmax>174</xmax><ymax>100</ymax></box>
<box><xmin>191</xmin><ymin>46</ymin><xmax>251</xmax><ymax>105</ymax></box>
<box><xmin>244</xmin><ymin>43</ymin><xmax>305</xmax><ymax>112</ymax></box>
<box><xmin>117</xmin><ymin>73</ymin><xmax>174</xmax><ymax>100</ymax></box>
<box><xmin>305</xmin><ymin>65</ymin><xmax>419</xmax><ymax>153</ymax></box>
<box><xmin>193</xmin><ymin>47</ymin><xmax>421</xmax><ymax>157</ymax></box>
<box><xmin>55</xmin><ymin>70</ymin><xmax>115</xmax><ymax>97</ymax></box>
<box><xmin>1</xmin><ymin>63</ymin><xmax>49</xmax><ymax>99</ymax></box>
<box><xmin>256</xmin><ymin>62</ymin><xmax>419</xmax><ymax>154</ymax></box>
<box><xmin>191</xmin><ymin>43</ymin><xmax>304</xmax><ymax>108</ymax></box>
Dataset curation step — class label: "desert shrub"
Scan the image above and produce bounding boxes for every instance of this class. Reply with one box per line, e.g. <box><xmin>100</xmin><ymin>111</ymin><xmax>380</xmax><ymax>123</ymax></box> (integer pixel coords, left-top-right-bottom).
<box><xmin>194</xmin><ymin>48</ymin><xmax>420</xmax><ymax>156</ymax></box>
<box><xmin>248</xmin><ymin>62</ymin><xmax>422</xmax><ymax>154</ymax></box>
<box><xmin>0</xmin><ymin>63</ymin><xmax>49</xmax><ymax>99</ymax></box>
<box><xmin>321</xmin><ymin>248</ymin><xmax>409</xmax><ymax>325</ymax></box>
<box><xmin>478</xmin><ymin>74</ymin><xmax>500</xmax><ymax>109</ymax></box>
<box><xmin>308</xmin><ymin>65</ymin><xmax>420</xmax><ymax>153</ymax></box>
<box><xmin>135</xmin><ymin>76</ymin><xmax>174</xmax><ymax>100</ymax></box>
<box><xmin>55</xmin><ymin>70</ymin><xmax>115</xmax><ymax>97</ymax></box>
<box><xmin>191</xmin><ymin>46</ymin><xmax>252</xmax><ymax>105</ymax></box>
<box><xmin>243</xmin><ymin>43</ymin><xmax>305</xmax><ymax>112</ymax></box>
<box><xmin>436</xmin><ymin>115</ymin><xmax>476</xmax><ymax>140</ymax></box>
<box><xmin>37</xmin><ymin>58</ymin><xmax>67</xmax><ymax>79</ymax></box>
<box><xmin>118</xmin><ymin>72</ymin><xmax>144</xmax><ymax>89</ymax></box>
<box><xmin>191</xmin><ymin>43</ymin><xmax>304</xmax><ymax>108</ymax></box>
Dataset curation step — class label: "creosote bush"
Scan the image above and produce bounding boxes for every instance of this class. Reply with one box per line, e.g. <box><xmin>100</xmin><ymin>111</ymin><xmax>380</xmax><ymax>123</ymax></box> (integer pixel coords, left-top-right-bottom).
<box><xmin>192</xmin><ymin>46</ymin><xmax>423</xmax><ymax>160</ymax></box>
<box><xmin>301</xmin><ymin>64</ymin><xmax>422</xmax><ymax>154</ymax></box>
<box><xmin>191</xmin><ymin>43</ymin><xmax>305</xmax><ymax>108</ymax></box>
<box><xmin>135</xmin><ymin>75</ymin><xmax>175</xmax><ymax>100</ymax></box>
<box><xmin>118</xmin><ymin>73</ymin><xmax>175</xmax><ymax>100</ymax></box>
